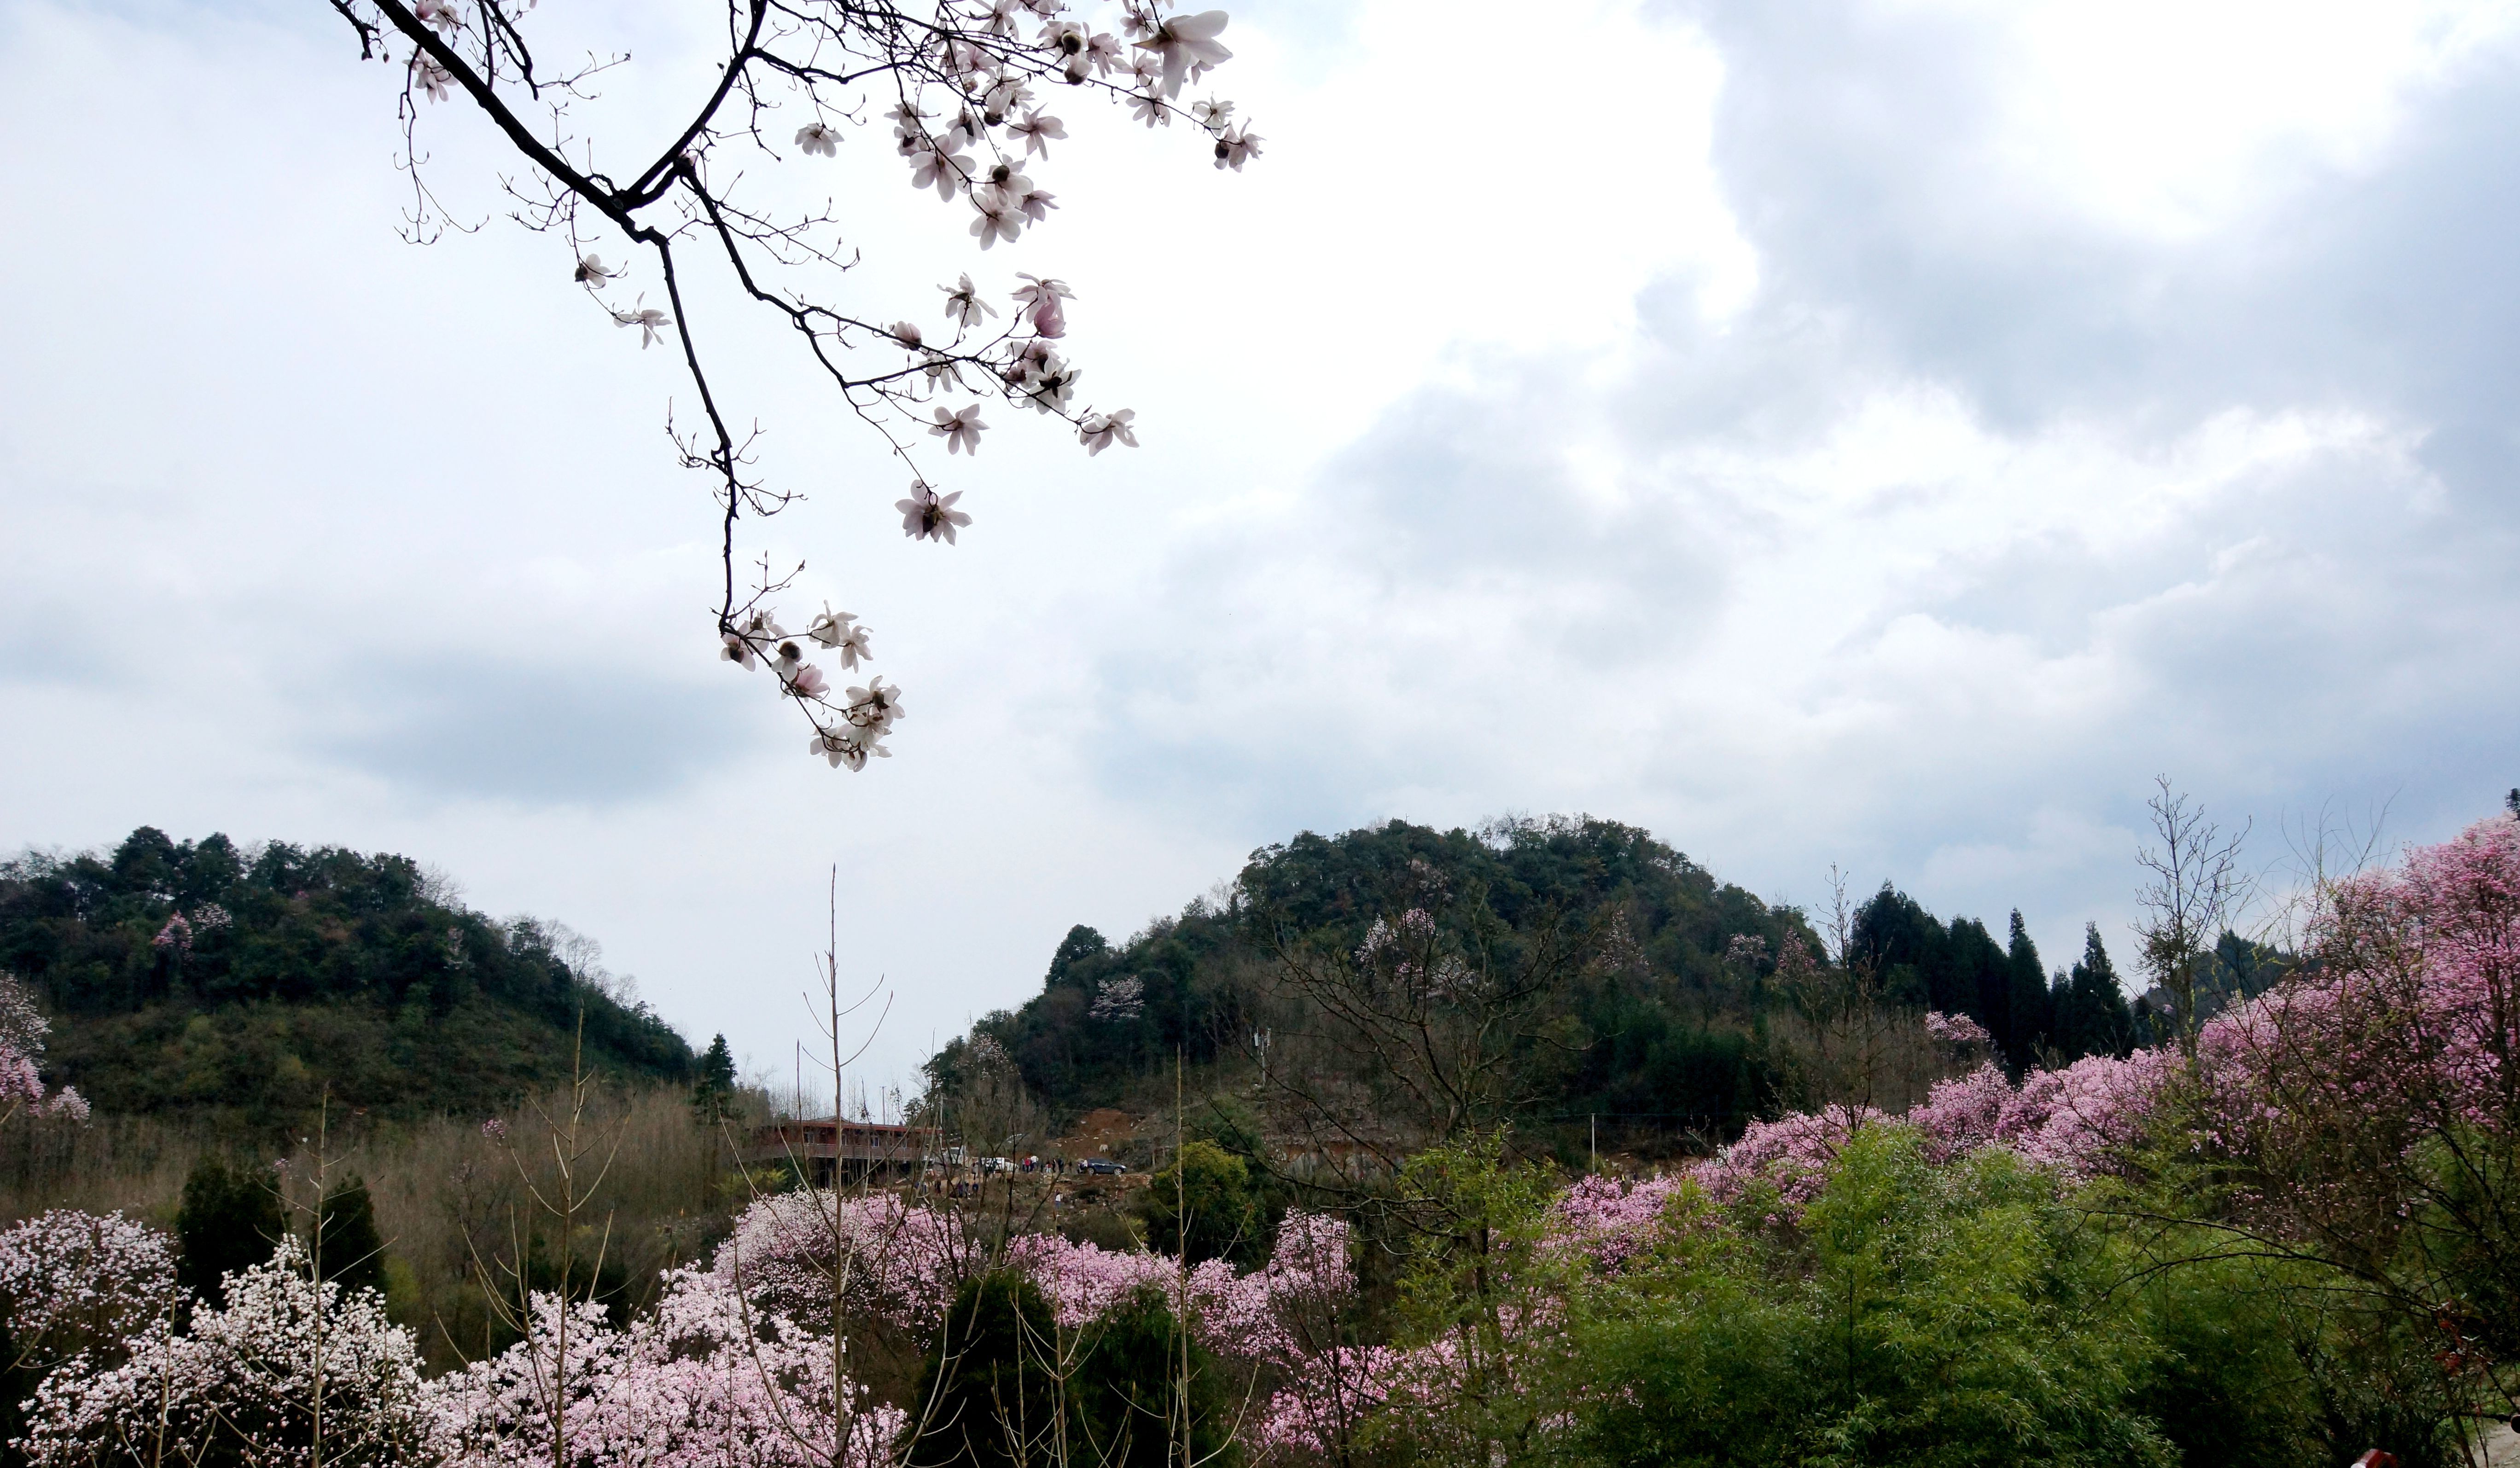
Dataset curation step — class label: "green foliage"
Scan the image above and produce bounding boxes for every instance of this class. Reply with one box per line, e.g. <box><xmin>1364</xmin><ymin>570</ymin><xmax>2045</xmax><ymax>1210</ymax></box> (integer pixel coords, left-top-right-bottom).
<box><xmin>692</xmin><ymin>1033</ymin><xmax>738</xmax><ymax>1123</ymax></box>
<box><xmin>1071</xmin><ymin>1290</ymin><xmax>1238</xmax><ymax>1468</ymax></box>
<box><xmin>0</xmin><ymin>827</ymin><xmax>694</xmax><ymax>1126</ymax></box>
<box><xmin>907</xmin><ymin>1272</ymin><xmax>1064</xmax><ymax>1468</ymax></box>
<box><xmin>1140</xmin><ymin>1139</ymin><xmax>1260</xmax><ymax>1266</ymax></box>
<box><xmin>936</xmin><ymin>817</ymin><xmax>1813</xmax><ymax>1149</ymax></box>
<box><xmin>314</xmin><ymin>1172</ymin><xmax>387</xmax><ymax>1298</ymax></box>
<box><xmin>175</xmin><ymin>1154</ymin><xmax>283</xmax><ymax>1303</ymax></box>
<box><xmin>1570</xmin><ymin>1129</ymin><xmax>2177</xmax><ymax>1468</ymax></box>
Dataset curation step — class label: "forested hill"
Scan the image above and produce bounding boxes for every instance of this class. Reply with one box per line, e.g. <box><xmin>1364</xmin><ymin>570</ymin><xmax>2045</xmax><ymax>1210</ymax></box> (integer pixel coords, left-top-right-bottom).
<box><xmin>0</xmin><ymin>827</ymin><xmax>695</xmax><ymax>1128</ymax></box>
<box><xmin>931</xmin><ymin>815</ymin><xmax>2149</xmax><ymax>1150</ymax></box>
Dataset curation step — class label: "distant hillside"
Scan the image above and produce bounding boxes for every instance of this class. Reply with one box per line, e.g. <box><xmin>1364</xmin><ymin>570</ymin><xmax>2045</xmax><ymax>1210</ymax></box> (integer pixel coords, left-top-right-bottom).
<box><xmin>931</xmin><ymin>816</ymin><xmax>1822</xmax><ymax>1147</ymax></box>
<box><xmin>927</xmin><ymin>815</ymin><xmax>2148</xmax><ymax>1154</ymax></box>
<box><xmin>0</xmin><ymin>827</ymin><xmax>695</xmax><ymax>1129</ymax></box>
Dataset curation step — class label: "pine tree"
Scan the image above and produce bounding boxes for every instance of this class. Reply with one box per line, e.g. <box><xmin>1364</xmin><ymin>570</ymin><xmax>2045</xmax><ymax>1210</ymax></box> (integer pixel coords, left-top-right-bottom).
<box><xmin>314</xmin><ymin>1173</ymin><xmax>387</xmax><ymax>1298</ymax></box>
<box><xmin>175</xmin><ymin>1155</ymin><xmax>283</xmax><ymax>1304</ymax></box>
<box><xmin>2057</xmin><ymin>924</ymin><xmax>2136</xmax><ymax>1061</ymax></box>
<box><xmin>692</xmin><ymin>1033</ymin><xmax>738</xmax><ymax>1123</ymax></box>
<box><xmin>2005</xmin><ymin>911</ymin><xmax>2052</xmax><ymax>1068</ymax></box>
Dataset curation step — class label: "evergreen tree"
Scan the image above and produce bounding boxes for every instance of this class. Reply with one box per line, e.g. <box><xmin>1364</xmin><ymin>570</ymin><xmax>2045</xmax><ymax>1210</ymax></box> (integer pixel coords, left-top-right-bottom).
<box><xmin>314</xmin><ymin>1173</ymin><xmax>387</xmax><ymax>1298</ymax></box>
<box><xmin>175</xmin><ymin>1155</ymin><xmax>283</xmax><ymax>1304</ymax></box>
<box><xmin>2055</xmin><ymin>925</ymin><xmax>2136</xmax><ymax>1061</ymax></box>
<box><xmin>1071</xmin><ymin>1290</ymin><xmax>1237</xmax><ymax>1468</ymax></box>
<box><xmin>692</xmin><ymin>1033</ymin><xmax>738</xmax><ymax>1123</ymax></box>
<box><xmin>906</xmin><ymin>1273</ymin><xmax>1063</xmax><ymax>1468</ymax></box>
<box><xmin>1139</xmin><ymin>1140</ymin><xmax>1261</xmax><ymax>1266</ymax></box>
<box><xmin>2004</xmin><ymin>911</ymin><xmax>2051</xmax><ymax>1067</ymax></box>
<box><xmin>1949</xmin><ymin>917</ymin><xmax>2013</xmax><ymax>1051</ymax></box>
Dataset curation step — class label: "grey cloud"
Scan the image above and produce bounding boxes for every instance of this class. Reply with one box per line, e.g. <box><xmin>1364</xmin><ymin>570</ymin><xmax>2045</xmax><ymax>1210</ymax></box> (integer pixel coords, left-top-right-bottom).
<box><xmin>304</xmin><ymin>654</ymin><xmax>755</xmax><ymax>807</ymax></box>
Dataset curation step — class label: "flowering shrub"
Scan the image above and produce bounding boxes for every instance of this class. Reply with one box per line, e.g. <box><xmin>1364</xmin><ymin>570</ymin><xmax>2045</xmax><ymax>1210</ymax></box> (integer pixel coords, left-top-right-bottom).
<box><xmin>21</xmin><ymin>1240</ymin><xmax>444</xmax><ymax>1468</ymax></box>
<box><xmin>0</xmin><ymin>1211</ymin><xmax>176</xmax><ymax>1371</ymax></box>
<box><xmin>0</xmin><ymin>970</ymin><xmax>87</xmax><ymax>1124</ymax></box>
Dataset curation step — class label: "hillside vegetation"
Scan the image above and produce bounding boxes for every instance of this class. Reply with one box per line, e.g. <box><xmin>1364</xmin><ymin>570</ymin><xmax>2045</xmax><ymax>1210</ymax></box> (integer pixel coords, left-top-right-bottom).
<box><xmin>0</xmin><ymin>827</ymin><xmax>694</xmax><ymax>1128</ymax></box>
<box><xmin>929</xmin><ymin>815</ymin><xmax>2147</xmax><ymax>1155</ymax></box>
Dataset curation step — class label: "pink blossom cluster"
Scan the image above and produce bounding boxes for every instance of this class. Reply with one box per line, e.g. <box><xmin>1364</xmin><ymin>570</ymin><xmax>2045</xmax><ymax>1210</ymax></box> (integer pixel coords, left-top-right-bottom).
<box><xmin>1923</xmin><ymin>1010</ymin><xmax>1993</xmax><ymax>1051</ymax></box>
<box><xmin>0</xmin><ymin>971</ymin><xmax>89</xmax><ymax>1123</ymax></box>
<box><xmin>1547</xmin><ymin>1172</ymin><xmax>1693</xmax><ymax>1271</ymax></box>
<box><xmin>1906</xmin><ymin>1052</ymin><xmax>2173</xmax><ymax>1172</ymax></box>
<box><xmin>2180</xmin><ymin>814</ymin><xmax>2520</xmax><ymax>1205</ymax></box>
<box><xmin>710</xmin><ymin>1189</ymin><xmax>981</xmax><ymax>1336</ymax></box>
<box><xmin>432</xmin><ymin>1274</ymin><xmax>902</xmax><ymax>1468</ymax></box>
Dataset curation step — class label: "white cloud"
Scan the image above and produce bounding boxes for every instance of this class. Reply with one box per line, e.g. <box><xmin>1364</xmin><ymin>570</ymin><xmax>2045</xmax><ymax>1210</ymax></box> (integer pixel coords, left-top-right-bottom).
<box><xmin>2</xmin><ymin>0</ymin><xmax>2515</xmax><ymax>1094</ymax></box>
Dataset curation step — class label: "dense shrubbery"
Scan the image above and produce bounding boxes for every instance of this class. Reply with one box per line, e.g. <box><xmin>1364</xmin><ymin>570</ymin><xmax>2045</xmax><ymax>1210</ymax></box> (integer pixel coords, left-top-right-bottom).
<box><xmin>0</xmin><ymin>827</ymin><xmax>693</xmax><ymax>1125</ymax></box>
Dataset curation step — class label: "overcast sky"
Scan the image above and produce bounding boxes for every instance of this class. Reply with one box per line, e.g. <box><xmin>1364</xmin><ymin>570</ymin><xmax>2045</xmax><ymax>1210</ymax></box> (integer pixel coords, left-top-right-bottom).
<box><xmin>4</xmin><ymin>0</ymin><xmax>2516</xmax><ymax>1104</ymax></box>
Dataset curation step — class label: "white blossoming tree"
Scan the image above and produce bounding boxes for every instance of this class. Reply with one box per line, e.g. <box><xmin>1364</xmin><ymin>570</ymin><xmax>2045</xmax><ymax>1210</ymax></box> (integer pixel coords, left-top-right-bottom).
<box><xmin>324</xmin><ymin>0</ymin><xmax>1257</xmax><ymax>769</ymax></box>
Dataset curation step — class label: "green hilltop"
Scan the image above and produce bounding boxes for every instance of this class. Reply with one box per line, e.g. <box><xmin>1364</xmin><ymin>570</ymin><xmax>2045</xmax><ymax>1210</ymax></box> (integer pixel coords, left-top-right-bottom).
<box><xmin>0</xmin><ymin>827</ymin><xmax>694</xmax><ymax>1130</ymax></box>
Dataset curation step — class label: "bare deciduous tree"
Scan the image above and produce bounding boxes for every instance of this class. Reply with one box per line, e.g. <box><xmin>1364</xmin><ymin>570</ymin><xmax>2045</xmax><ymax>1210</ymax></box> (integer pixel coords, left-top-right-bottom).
<box><xmin>2133</xmin><ymin>776</ymin><xmax>2253</xmax><ymax>1061</ymax></box>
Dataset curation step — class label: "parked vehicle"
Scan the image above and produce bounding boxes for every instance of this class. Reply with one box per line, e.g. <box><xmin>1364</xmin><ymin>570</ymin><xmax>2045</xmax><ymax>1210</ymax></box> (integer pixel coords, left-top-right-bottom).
<box><xmin>1079</xmin><ymin>1158</ymin><xmax>1126</xmax><ymax>1175</ymax></box>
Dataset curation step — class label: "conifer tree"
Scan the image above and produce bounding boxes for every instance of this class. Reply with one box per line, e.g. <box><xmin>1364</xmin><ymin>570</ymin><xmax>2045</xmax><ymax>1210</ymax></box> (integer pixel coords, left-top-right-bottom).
<box><xmin>2004</xmin><ymin>911</ymin><xmax>2052</xmax><ymax>1067</ymax></box>
<box><xmin>175</xmin><ymin>1155</ymin><xmax>282</xmax><ymax>1304</ymax></box>
<box><xmin>314</xmin><ymin>1173</ymin><xmax>388</xmax><ymax>1299</ymax></box>
<box><xmin>692</xmin><ymin>1033</ymin><xmax>738</xmax><ymax>1124</ymax></box>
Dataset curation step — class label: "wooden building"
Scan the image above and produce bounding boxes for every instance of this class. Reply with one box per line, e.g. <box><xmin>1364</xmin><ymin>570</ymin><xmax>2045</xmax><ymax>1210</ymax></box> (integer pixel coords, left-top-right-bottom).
<box><xmin>743</xmin><ymin>1119</ymin><xmax>939</xmax><ymax>1184</ymax></box>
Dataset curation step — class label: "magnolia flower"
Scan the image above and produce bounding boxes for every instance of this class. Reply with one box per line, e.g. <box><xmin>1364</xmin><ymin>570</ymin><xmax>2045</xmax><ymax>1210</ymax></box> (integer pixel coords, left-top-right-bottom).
<box><xmin>908</xmin><ymin>142</ymin><xmax>972</xmax><ymax>200</ymax></box>
<box><xmin>1191</xmin><ymin>98</ymin><xmax>1234</xmax><ymax>132</ymax></box>
<box><xmin>414</xmin><ymin>0</ymin><xmax>463</xmax><ymax>34</ymax></box>
<box><xmin>1042</xmin><ymin>18</ymin><xmax>1088</xmax><ymax>54</ymax></box>
<box><xmin>890</xmin><ymin>320</ymin><xmax>924</xmax><ymax>348</ymax></box>
<box><xmin>1015</xmin><ymin>184</ymin><xmax>1058</xmax><ymax>223</ymax></box>
<box><xmin>720</xmin><ymin>632</ymin><xmax>757</xmax><ymax>670</ymax></box>
<box><xmin>943</xmin><ymin>110</ymin><xmax>986</xmax><ymax>153</ymax></box>
<box><xmin>1127</xmin><ymin>88</ymin><xmax>1169</xmax><ymax>128</ymax></box>
<box><xmin>1212</xmin><ymin>122</ymin><xmax>1261</xmax><ymax>171</ymax></box>
<box><xmin>794</xmin><ymin>121</ymin><xmax>840</xmax><ymax>157</ymax></box>
<box><xmin>786</xmin><ymin>663</ymin><xmax>830</xmax><ymax>698</ymax></box>
<box><xmin>987</xmin><ymin>0</ymin><xmax>1026</xmax><ymax>35</ymax></box>
<box><xmin>613</xmin><ymin>301</ymin><xmax>671</xmax><ymax>348</ymax></box>
<box><xmin>1079</xmin><ymin>408</ymin><xmax>1138</xmax><ymax>454</ymax></box>
<box><xmin>846</xmin><ymin>677</ymin><xmax>906</xmax><ymax>729</ymax></box>
<box><xmin>573</xmin><ymin>254</ymin><xmax>619</xmax><ymax>284</ymax></box>
<box><xmin>1009</xmin><ymin>110</ymin><xmax>1068</xmax><ymax>157</ymax></box>
<box><xmin>1085</xmin><ymin>31</ymin><xmax>1128</xmax><ymax>75</ymax></box>
<box><xmin>810</xmin><ymin>726</ymin><xmax>889</xmax><ymax>771</ymax></box>
<box><xmin>896</xmin><ymin>481</ymin><xmax>972</xmax><ymax>544</ymax></box>
<box><xmin>970</xmin><ymin>191</ymin><xmax>1024</xmax><ymax>249</ymax></box>
<box><xmin>735</xmin><ymin>608</ymin><xmax>786</xmax><ymax>640</ymax></box>
<box><xmin>1136</xmin><ymin>10</ymin><xmax>1231</xmax><ymax>97</ymax></box>
<box><xmin>1013</xmin><ymin>273</ymin><xmax>1072</xmax><ymax>336</ymax></box>
<box><xmin>409</xmin><ymin>53</ymin><xmax>454</xmax><ymax>102</ymax></box>
<box><xmin>809</xmin><ymin>605</ymin><xmax>873</xmax><ymax>668</ymax></box>
<box><xmin>929</xmin><ymin>404</ymin><xmax>987</xmax><ymax>455</ymax></box>
<box><xmin>984</xmin><ymin>77</ymin><xmax>1035</xmax><ymax>120</ymax></box>
<box><xmin>1019</xmin><ymin>357</ymin><xmax>1079</xmax><ymax>414</ymax></box>
<box><xmin>941</xmin><ymin>273</ymin><xmax>999</xmax><ymax>329</ymax></box>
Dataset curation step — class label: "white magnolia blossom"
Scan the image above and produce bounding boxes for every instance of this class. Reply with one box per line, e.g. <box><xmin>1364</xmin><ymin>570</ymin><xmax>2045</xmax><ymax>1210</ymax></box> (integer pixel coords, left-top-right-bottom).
<box><xmin>408</xmin><ymin>52</ymin><xmax>454</xmax><ymax>102</ymax></box>
<box><xmin>928</xmin><ymin>403</ymin><xmax>987</xmax><ymax>455</ymax></box>
<box><xmin>361</xmin><ymin>0</ymin><xmax>1257</xmax><ymax>774</ymax></box>
<box><xmin>895</xmin><ymin>481</ymin><xmax>973</xmax><ymax>544</ymax></box>
<box><xmin>970</xmin><ymin>189</ymin><xmax>1025</xmax><ymax>249</ymax></box>
<box><xmin>941</xmin><ymin>273</ymin><xmax>998</xmax><ymax>330</ymax></box>
<box><xmin>613</xmin><ymin>302</ymin><xmax>671</xmax><ymax>348</ymax></box>
<box><xmin>1213</xmin><ymin>122</ymin><xmax>1261</xmax><ymax>171</ymax></box>
<box><xmin>808</xmin><ymin>605</ymin><xmax>871</xmax><ymax>668</ymax></box>
<box><xmin>1078</xmin><ymin>407</ymin><xmax>1138</xmax><ymax>455</ymax></box>
<box><xmin>1134</xmin><ymin>9</ymin><xmax>1232</xmax><ymax>97</ymax></box>
<box><xmin>1008</xmin><ymin>109</ymin><xmax>1067</xmax><ymax>157</ymax></box>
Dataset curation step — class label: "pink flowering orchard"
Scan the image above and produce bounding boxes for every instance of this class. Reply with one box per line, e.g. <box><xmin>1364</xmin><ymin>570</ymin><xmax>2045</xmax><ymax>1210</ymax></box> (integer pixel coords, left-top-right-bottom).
<box><xmin>328</xmin><ymin>0</ymin><xmax>1257</xmax><ymax>769</ymax></box>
